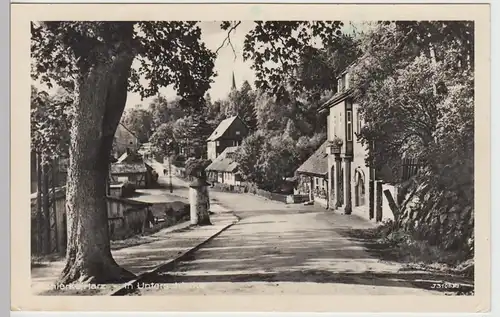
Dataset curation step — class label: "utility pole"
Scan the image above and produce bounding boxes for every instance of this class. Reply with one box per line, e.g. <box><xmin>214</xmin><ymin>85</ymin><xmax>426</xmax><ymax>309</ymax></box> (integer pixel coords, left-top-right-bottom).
<box><xmin>169</xmin><ymin>154</ymin><xmax>173</xmax><ymax>193</ymax></box>
<box><xmin>167</xmin><ymin>139</ymin><xmax>173</xmax><ymax>193</ymax></box>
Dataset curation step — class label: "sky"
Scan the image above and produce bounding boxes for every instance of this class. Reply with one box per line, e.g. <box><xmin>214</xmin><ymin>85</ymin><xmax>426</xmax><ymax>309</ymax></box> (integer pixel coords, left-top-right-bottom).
<box><xmin>33</xmin><ymin>21</ymin><xmax>364</xmax><ymax>109</ymax></box>
<box><xmin>126</xmin><ymin>20</ymin><xmax>364</xmax><ymax>109</ymax></box>
<box><xmin>125</xmin><ymin>21</ymin><xmax>257</xmax><ymax>109</ymax></box>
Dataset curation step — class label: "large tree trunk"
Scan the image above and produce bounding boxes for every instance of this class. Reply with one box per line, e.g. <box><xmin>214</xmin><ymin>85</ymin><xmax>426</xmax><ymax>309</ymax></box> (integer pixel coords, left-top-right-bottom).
<box><xmin>59</xmin><ymin>43</ymin><xmax>135</xmax><ymax>284</ymax></box>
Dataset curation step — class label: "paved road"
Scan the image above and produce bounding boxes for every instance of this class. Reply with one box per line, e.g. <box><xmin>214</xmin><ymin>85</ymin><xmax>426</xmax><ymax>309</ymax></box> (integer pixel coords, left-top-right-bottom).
<box><xmin>130</xmin><ymin>187</ymin><xmax>442</xmax><ymax>296</ymax></box>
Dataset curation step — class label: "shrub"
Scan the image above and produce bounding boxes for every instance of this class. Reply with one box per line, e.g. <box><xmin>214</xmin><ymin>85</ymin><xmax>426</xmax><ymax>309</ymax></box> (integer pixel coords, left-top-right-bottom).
<box><xmin>185</xmin><ymin>158</ymin><xmax>212</xmax><ymax>178</ymax></box>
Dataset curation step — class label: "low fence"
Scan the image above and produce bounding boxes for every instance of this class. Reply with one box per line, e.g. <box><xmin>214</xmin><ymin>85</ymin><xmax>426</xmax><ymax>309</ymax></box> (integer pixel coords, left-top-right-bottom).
<box><xmin>210</xmin><ymin>182</ymin><xmax>306</xmax><ymax>204</ymax></box>
<box><xmin>31</xmin><ymin>192</ymin><xmax>152</xmax><ymax>256</ymax></box>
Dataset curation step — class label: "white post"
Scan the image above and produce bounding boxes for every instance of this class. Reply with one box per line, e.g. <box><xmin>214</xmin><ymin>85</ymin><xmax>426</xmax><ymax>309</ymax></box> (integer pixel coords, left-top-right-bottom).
<box><xmin>189</xmin><ymin>187</ymin><xmax>200</xmax><ymax>225</ymax></box>
<box><xmin>189</xmin><ymin>178</ymin><xmax>211</xmax><ymax>225</ymax></box>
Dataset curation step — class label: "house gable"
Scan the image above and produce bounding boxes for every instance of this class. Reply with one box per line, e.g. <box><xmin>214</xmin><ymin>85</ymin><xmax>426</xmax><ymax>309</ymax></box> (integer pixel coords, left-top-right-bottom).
<box><xmin>207</xmin><ymin>116</ymin><xmax>249</xmax><ymax>142</ymax></box>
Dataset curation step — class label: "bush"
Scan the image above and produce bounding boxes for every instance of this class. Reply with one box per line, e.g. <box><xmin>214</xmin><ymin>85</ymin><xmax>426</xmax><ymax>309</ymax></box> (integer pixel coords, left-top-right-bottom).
<box><xmin>121</xmin><ymin>181</ymin><xmax>136</xmax><ymax>197</ymax></box>
<box><xmin>185</xmin><ymin>158</ymin><xmax>212</xmax><ymax>178</ymax></box>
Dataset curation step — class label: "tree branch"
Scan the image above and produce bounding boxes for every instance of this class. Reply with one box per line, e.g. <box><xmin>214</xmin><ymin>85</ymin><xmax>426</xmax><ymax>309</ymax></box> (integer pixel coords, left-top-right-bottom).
<box><xmin>216</xmin><ymin>21</ymin><xmax>242</xmax><ymax>58</ymax></box>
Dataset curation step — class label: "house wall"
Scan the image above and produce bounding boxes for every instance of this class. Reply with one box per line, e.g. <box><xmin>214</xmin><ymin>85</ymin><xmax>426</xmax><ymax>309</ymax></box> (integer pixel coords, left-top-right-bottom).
<box><xmin>212</xmin><ymin>171</ymin><xmax>240</xmax><ymax>186</ymax></box>
<box><xmin>110</xmin><ymin>172</ymin><xmax>147</xmax><ymax>188</ymax></box>
<box><xmin>114</xmin><ymin>124</ymin><xmax>139</xmax><ymax>156</ymax></box>
<box><xmin>326</xmin><ymin>98</ymin><xmax>394</xmax><ymax>223</ymax></box>
<box><xmin>207</xmin><ymin>141</ymin><xmax>217</xmax><ymax>161</ymax></box>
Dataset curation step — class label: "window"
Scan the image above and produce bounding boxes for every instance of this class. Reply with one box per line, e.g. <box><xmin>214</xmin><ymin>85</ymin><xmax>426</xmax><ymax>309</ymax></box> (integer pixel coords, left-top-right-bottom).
<box><xmin>337</xmin><ymin>73</ymin><xmax>347</xmax><ymax>92</ymax></box>
<box><xmin>235</xmin><ymin>131</ymin><xmax>241</xmax><ymax>135</ymax></box>
<box><xmin>346</xmin><ymin>110</ymin><xmax>353</xmax><ymax>142</ymax></box>
<box><xmin>216</xmin><ymin>141</ymin><xmax>220</xmax><ymax>146</ymax></box>
<box><xmin>357</xmin><ymin>110</ymin><xmax>362</xmax><ymax>134</ymax></box>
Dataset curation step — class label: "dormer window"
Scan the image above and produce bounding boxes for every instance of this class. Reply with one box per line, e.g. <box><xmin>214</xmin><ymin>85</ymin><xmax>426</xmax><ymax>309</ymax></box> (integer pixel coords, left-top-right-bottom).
<box><xmin>337</xmin><ymin>72</ymin><xmax>349</xmax><ymax>93</ymax></box>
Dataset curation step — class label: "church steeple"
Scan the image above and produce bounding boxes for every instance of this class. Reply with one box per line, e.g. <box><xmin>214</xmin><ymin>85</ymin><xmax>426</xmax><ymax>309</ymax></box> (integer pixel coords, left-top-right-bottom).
<box><xmin>231</xmin><ymin>71</ymin><xmax>237</xmax><ymax>90</ymax></box>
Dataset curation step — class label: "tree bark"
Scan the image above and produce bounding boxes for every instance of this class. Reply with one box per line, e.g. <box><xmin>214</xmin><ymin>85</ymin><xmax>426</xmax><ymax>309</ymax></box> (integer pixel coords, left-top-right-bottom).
<box><xmin>59</xmin><ymin>45</ymin><xmax>136</xmax><ymax>284</ymax></box>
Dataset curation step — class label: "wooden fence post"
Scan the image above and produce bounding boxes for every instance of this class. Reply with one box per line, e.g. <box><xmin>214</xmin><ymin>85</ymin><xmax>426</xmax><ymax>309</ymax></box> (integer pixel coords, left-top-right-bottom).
<box><xmin>383</xmin><ymin>189</ymin><xmax>400</xmax><ymax>220</ymax></box>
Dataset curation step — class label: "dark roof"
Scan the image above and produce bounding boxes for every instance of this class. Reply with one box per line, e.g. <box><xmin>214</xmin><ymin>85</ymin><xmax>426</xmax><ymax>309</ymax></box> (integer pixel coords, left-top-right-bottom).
<box><xmin>296</xmin><ymin>141</ymin><xmax>329</xmax><ymax>176</ymax></box>
<box><xmin>205</xmin><ymin>146</ymin><xmax>239</xmax><ymax>172</ymax></box>
<box><xmin>207</xmin><ymin>116</ymin><xmax>242</xmax><ymax>141</ymax></box>
<box><xmin>318</xmin><ymin>88</ymin><xmax>354</xmax><ymax>113</ymax></box>
<box><xmin>118</xmin><ymin>122</ymin><xmax>138</xmax><ymax>139</ymax></box>
<box><xmin>110</xmin><ymin>163</ymin><xmax>147</xmax><ymax>174</ymax></box>
<box><xmin>116</xmin><ymin>151</ymin><xmax>143</xmax><ymax>164</ymax></box>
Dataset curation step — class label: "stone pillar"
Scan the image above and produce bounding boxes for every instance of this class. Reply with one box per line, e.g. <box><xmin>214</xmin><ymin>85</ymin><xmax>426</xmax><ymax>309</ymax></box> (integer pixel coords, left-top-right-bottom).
<box><xmin>189</xmin><ymin>177</ymin><xmax>211</xmax><ymax>226</ymax></box>
<box><xmin>344</xmin><ymin>157</ymin><xmax>352</xmax><ymax>215</ymax></box>
<box><xmin>334</xmin><ymin>155</ymin><xmax>342</xmax><ymax>208</ymax></box>
<box><xmin>376</xmin><ymin>181</ymin><xmax>383</xmax><ymax>222</ymax></box>
<box><xmin>369</xmin><ymin>168</ymin><xmax>375</xmax><ymax>220</ymax></box>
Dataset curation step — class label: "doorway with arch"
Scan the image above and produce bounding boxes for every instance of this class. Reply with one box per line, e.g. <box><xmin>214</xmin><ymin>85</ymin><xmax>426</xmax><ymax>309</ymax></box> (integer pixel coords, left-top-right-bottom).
<box><xmin>354</xmin><ymin>167</ymin><xmax>366</xmax><ymax>207</ymax></box>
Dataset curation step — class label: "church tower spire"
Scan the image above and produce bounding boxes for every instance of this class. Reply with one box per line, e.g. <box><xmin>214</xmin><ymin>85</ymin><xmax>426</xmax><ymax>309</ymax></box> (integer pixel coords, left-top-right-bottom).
<box><xmin>231</xmin><ymin>71</ymin><xmax>237</xmax><ymax>90</ymax></box>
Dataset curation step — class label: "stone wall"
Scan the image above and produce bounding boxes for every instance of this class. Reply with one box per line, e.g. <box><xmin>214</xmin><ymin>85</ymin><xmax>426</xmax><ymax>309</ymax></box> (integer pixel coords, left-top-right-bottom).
<box><xmin>31</xmin><ymin>193</ymin><xmax>152</xmax><ymax>256</ymax></box>
<box><xmin>396</xmin><ymin>180</ymin><xmax>474</xmax><ymax>258</ymax></box>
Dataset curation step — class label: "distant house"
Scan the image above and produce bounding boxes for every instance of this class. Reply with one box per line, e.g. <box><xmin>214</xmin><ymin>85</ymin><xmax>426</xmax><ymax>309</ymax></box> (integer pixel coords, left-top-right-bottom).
<box><xmin>114</xmin><ymin>123</ymin><xmax>140</xmax><ymax>157</ymax></box>
<box><xmin>206</xmin><ymin>116</ymin><xmax>249</xmax><ymax>161</ymax></box>
<box><xmin>205</xmin><ymin>146</ymin><xmax>242</xmax><ymax>186</ymax></box>
<box><xmin>110</xmin><ymin>149</ymin><xmax>153</xmax><ymax>188</ymax></box>
<box><xmin>295</xmin><ymin>141</ymin><xmax>329</xmax><ymax>208</ymax></box>
<box><xmin>137</xmin><ymin>142</ymin><xmax>153</xmax><ymax>160</ymax></box>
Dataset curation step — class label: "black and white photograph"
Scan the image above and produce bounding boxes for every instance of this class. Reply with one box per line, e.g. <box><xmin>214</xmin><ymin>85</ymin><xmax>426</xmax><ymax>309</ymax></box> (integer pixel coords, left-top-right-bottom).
<box><xmin>10</xmin><ymin>2</ymin><xmax>491</xmax><ymax>313</ymax></box>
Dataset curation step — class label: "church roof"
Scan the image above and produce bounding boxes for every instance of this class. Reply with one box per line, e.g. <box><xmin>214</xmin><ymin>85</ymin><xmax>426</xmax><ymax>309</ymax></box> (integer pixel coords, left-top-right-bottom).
<box><xmin>207</xmin><ymin>116</ymin><xmax>241</xmax><ymax>141</ymax></box>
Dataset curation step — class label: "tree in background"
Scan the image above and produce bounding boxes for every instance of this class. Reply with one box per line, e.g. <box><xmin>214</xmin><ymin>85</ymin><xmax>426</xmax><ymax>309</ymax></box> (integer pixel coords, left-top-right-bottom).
<box><xmin>234</xmin><ymin>130</ymin><xmax>326</xmax><ymax>192</ymax></box>
<box><xmin>31</xmin><ymin>86</ymin><xmax>73</xmax><ymax>255</ymax></box>
<box><xmin>149</xmin><ymin>121</ymin><xmax>176</xmax><ymax>158</ymax></box>
<box><xmin>233</xmin><ymin>131</ymin><xmax>267</xmax><ymax>186</ymax></box>
<box><xmin>254</xmin><ymin>91</ymin><xmax>288</xmax><ymax>132</ymax></box>
<box><xmin>120</xmin><ymin>105</ymin><xmax>153</xmax><ymax>143</ymax></box>
<box><xmin>31</xmin><ymin>87</ymin><xmax>73</xmax><ymax>164</ymax></box>
<box><xmin>149</xmin><ymin>95</ymin><xmax>186</xmax><ymax>132</ymax></box>
<box><xmin>221</xmin><ymin>80</ymin><xmax>258</xmax><ymax>131</ymax></box>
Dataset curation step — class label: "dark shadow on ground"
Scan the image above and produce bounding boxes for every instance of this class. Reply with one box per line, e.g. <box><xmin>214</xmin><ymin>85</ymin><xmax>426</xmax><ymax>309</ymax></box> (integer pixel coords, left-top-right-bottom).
<box><xmin>139</xmin><ymin>269</ymin><xmax>473</xmax><ymax>295</ymax></box>
<box><xmin>139</xmin><ymin>215</ymin><xmax>473</xmax><ymax>295</ymax></box>
<box><xmin>335</xmin><ymin>226</ymin><xmax>474</xmax><ymax>292</ymax></box>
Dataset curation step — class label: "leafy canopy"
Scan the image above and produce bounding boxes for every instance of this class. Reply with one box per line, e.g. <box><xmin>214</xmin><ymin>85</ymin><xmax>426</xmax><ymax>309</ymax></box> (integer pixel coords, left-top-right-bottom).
<box><xmin>31</xmin><ymin>21</ymin><xmax>217</xmax><ymax>108</ymax></box>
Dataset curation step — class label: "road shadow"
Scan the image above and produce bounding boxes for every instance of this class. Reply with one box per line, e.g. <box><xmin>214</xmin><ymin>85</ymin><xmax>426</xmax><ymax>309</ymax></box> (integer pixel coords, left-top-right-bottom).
<box><xmin>143</xmin><ymin>217</ymin><xmax>473</xmax><ymax>295</ymax></box>
<box><xmin>334</xmin><ymin>226</ymin><xmax>474</xmax><ymax>291</ymax></box>
<box><xmin>141</xmin><ymin>269</ymin><xmax>473</xmax><ymax>295</ymax></box>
